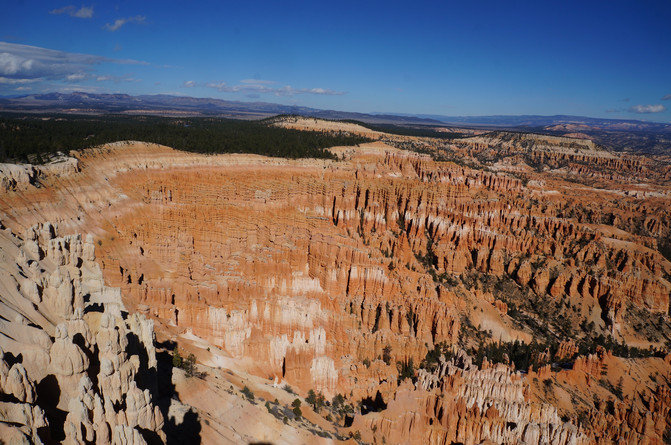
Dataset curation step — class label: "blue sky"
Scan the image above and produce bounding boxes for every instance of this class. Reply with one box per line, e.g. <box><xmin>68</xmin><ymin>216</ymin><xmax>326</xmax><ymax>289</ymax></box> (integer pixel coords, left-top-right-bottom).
<box><xmin>1</xmin><ymin>0</ymin><xmax>670</xmax><ymax>121</ymax></box>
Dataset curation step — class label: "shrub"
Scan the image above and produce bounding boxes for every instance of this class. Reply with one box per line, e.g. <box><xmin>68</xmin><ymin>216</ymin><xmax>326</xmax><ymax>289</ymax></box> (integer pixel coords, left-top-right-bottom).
<box><xmin>172</xmin><ymin>350</ymin><xmax>183</xmax><ymax>368</ymax></box>
<box><xmin>172</xmin><ymin>349</ymin><xmax>198</xmax><ymax>377</ymax></box>
<box><xmin>382</xmin><ymin>345</ymin><xmax>392</xmax><ymax>365</ymax></box>
<box><xmin>420</xmin><ymin>342</ymin><xmax>452</xmax><ymax>370</ymax></box>
<box><xmin>184</xmin><ymin>353</ymin><xmax>196</xmax><ymax>377</ymax></box>
<box><xmin>306</xmin><ymin>389</ymin><xmax>326</xmax><ymax>412</ymax></box>
<box><xmin>397</xmin><ymin>358</ymin><xmax>416</xmax><ymax>382</ymax></box>
<box><xmin>241</xmin><ymin>386</ymin><xmax>255</xmax><ymax>401</ymax></box>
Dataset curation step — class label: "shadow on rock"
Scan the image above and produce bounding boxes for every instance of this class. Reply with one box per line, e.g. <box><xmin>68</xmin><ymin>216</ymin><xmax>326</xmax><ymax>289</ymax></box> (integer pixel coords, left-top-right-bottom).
<box><xmin>155</xmin><ymin>339</ymin><xmax>202</xmax><ymax>444</ymax></box>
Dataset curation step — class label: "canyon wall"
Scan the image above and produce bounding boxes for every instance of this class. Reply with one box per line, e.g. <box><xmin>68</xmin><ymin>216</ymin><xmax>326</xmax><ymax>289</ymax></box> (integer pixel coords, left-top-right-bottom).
<box><xmin>1</xmin><ymin>127</ymin><xmax>670</xmax><ymax>444</ymax></box>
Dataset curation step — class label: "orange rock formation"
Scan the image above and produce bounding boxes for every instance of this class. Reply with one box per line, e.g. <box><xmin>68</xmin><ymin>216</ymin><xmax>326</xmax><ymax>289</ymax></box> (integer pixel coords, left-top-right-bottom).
<box><xmin>1</xmin><ymin>121</ymin><xmax>670</xmax><ymax>444</ymax></box>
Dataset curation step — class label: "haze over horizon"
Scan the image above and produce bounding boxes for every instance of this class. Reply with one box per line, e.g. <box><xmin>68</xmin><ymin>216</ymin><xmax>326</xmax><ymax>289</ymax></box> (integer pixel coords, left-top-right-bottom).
<box><xmin>1</xmin><ymin>0</ymin><xmax>670</xmax><ymax>122</ymax></box>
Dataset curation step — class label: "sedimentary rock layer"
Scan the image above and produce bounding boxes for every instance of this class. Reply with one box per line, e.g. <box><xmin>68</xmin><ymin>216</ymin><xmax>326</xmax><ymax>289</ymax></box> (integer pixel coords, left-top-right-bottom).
<box><xmin>1</xmin><ymin>130</ymin><xmax>669</xmax><ymax>444</ymax></box>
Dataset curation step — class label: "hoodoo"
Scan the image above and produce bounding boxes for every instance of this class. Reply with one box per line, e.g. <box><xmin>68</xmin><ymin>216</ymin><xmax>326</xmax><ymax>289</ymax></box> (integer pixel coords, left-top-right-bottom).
<box><xmin>1</xmin><ymin>118</ymin><xmax>670</xmax><ymax>442</ymax></box>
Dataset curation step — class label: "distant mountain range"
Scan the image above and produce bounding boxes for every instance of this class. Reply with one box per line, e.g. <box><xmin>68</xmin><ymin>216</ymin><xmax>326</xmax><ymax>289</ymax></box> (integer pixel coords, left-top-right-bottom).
<box><xmin>408</xmin><ymin>114</ymin><xmax>671</xmax><ymax>132</ymax></box>
<box><xmin>0</xmin><ymin>92</ymin><xmax>441</xmax><ymax>125</ymax></box>
<box><xmin>1</xmin><ymin>92</ymin><xmax>670</xmax><ymax>133</ymax></box>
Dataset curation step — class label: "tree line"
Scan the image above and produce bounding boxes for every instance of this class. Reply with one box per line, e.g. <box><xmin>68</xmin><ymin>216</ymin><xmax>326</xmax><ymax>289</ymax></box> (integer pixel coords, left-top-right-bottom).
<box><xmin>0</xmin><ymin>113</ymin><xmax>372</xmax><ymax>163</ymax></box>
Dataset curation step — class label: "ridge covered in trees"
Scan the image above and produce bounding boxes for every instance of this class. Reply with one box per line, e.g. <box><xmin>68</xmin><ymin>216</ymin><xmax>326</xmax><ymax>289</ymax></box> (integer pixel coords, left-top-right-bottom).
<box><xmin>264</xmin><ymin>114</ymin><xmax>467</xmax><ymax>139</ymax></box>
<box><xmin>0</xmin><ymin>113</ymin><xmax>373</xmax><ymax>163</ymax></box>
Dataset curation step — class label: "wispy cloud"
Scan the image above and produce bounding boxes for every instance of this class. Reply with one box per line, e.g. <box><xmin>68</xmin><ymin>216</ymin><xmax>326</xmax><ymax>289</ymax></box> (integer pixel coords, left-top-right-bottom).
<box><xmin>0</xmin><ymin>41</ymin><xmax>147</xmax><ymax>86</ymax></box>
<box><xmin>240</xmin><ymin>79</ymin><xmax>275</xmax><ymax>85</ymax></box>
<box><xmin>96</xmin><ymin>75</ymin><xmax>138</xmax><ymax>82</ymax></box>
<box><xmin>104</xmin><ymin>15</ymin><xmax>146</xmax><ymax>32</ymax></box>
<box><xmin>183</xmin><ymin>79</ymin><xmax>346</xmax><ymax>96</ymax></box>
<box><xmin>0</xmin><ymin>77</ymin><xmax>40</xmax><ymax>85</ymax></box>
<box><xmin>50</xmin><ymin>5</ymin><xmax>94</xmax><ymax>18</ymax></box>
<box><xmin>628</xmin><ymin>104</ymin><xmax>666</xmax><ymax>114</ymax></box>
<box><xmin>66</xmin><ymin>72</ymin><xmax>87</xmax><ymax>81</ymax></box>
<box><xmin>662</xmin><ymin>94</ymin><xmax>671</xmax><ymax>101</ymax></box>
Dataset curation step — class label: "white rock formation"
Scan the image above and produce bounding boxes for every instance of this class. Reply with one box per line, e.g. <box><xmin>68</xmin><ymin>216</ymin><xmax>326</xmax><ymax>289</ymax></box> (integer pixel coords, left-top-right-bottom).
<box><xmin>0</xmin><ymin>223</ymin><xmax>164</xmax><ymax>444</ymax></box>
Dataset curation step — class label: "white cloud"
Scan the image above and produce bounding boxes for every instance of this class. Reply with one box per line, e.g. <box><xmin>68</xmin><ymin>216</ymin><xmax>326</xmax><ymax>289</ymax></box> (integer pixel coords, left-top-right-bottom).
<box><xmin>628</xmin><ymin>104</ymin><xmax>666</xmax><ymax>114</ymax></box>
<box><xmin>183</xmin><ymin>80</ymin><xmax>196</xmax><ymax>87</ymax></box>
<box><xmin>662</xmin><ymin>94</ymin><xmax>671</xmax><ymax>101</ymax></box>
<box><xmin>104</xmin><ymin>16</ymin><xmax>146</xmax><ymax>32</ymax></box>
<box><xmin>240</xmin><ymin>79</ymin><xmax>275</xmax><ymax>85</ymax></box>
<box><xmin>50</xmin><ymin>5</ymin><xmax>94</xmax><ymax>18</ymax></box>
<box><xmin>95</xmin><ymin>75</ymin><xmax>140</xmax><ymax>83</ymax></box>
<box><xmin>0</xmin><ymin>41</ymin><xmax>148</xmax><ymax>85</ymax></box>
<box><xmin>66</xmin><ymin>72</ymin><xmax>88</xmax><ymax>81</ymax></box>
<box><xmin>0</xmin><ymin>77</ymin><xmax>40</xmax><ymax>84</ymax></box>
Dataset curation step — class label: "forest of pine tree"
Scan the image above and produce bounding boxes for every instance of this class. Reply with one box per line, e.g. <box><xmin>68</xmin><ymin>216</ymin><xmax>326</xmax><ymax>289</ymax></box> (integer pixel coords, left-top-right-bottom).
<box><xmin>0</xmin><ymin>113</ymin><xmax>373</xmax><ymax>163</ymax></box>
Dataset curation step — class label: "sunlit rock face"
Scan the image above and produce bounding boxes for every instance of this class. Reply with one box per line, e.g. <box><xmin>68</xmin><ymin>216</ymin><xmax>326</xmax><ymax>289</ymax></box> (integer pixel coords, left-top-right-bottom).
<box><xmin>1</xmin><ymin>128</ymin><xmax>670</xmax><ymax>444</ymax></box>
<box><xmin>0</xmin><ymin>223</ymin><xmax>163</xmax><ymax>444</ymax></box>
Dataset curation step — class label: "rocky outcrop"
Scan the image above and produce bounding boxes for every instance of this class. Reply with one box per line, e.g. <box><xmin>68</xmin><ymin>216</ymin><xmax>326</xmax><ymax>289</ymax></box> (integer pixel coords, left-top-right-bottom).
<box><xmin>0</xmin><ymin>134</ymin><xmax>669</xmax><ymax>444</ymax></box>
<box><xmin>0</xmin><ymin>156</ymin><xmax>79</xmax><ymax>191</ymax></box>
<box><xmin>356</xmin><ymin>351</ymin><xmax>587</xmax><ymax>445</ymax></box>
<box><xmin>0</xmin><ymin>223</ymin><xmax>163</xmax><ymax>444</ymax></box>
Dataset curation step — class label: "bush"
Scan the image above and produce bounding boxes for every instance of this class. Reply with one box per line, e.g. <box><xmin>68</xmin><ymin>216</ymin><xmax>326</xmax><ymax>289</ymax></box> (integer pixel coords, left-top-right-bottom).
<box><xmin>292</xmin><ymin>406</ymin><xmax>302</xmax><ymax>419</ymax></box>
<box><xmin>396</xmin><ymin>358</ymin><xmax>416</xmax><ymax>382</ymax></box>
<box><xmin>241</xmin><ymin>386</ymin><xmax>255</xmax><ymax>401</ymax></box>
<box><xmin>172</xmin><ymin>349</ymin><xmax>197</xmax><ymax>377</ymax></box>
<box><xmin>184</xmin><ymin>353</ymin><xmax>196</xmax><ymax>377</ymax></box>
<box><xmin>306</xmin><ymin>389</ymin><xmax>326</xmax><ymax>412</ymax></box>
<box><xmin>382</xmin><ymin>345</ymin><xmax>392</xmax><ymax>365</ymax></box>
<box><xmin>172</xmin><ymin>350</ymin><xmax>183</xmax><ymax>368</ymax></box>
<box><xmin>420</xmin><ymin>342</ymin><xmax>452</xmax><ymax>370</ymax></box>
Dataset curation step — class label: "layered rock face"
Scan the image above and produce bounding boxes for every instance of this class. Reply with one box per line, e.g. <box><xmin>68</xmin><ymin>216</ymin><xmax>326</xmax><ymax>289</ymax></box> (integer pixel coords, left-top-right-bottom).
<box><xmin>353</xmin><ymin>352</ymin><xmax>586</xmax><ymax>445</ymax></box>
<box><xmin>0</xmin><ymin>126</ymin><xmax>670</xmax><ymax>444</ymax></box>
<box><xmin>0</xmin><ymin>222</ymin><xmax>163</xmax><ymax>444</ymax></box>
<box><xmin>449</xmin><ymin>131</ymin><xmax>656</xmax><ymax>184</ymax></box>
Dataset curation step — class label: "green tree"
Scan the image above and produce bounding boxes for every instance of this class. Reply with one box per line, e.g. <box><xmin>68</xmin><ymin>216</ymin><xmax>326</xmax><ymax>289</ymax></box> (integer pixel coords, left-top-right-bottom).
<box><xmin>185</xmin><ymin>353</ymin><xmax>197</xmax><ymax>377</ymax></box>
<box><xmin>316</xmin><ymin>392</ymin><xmax>325</xmax><ymax>411</ymax></box>
<box><xmin>382</xmin><ymin>345</ymin><xmax>392</xmax><ymax>365</ymax></box>
<box><xmin>172</xmin><ymin>350</ymin><xmax>183</xmax><ymax>368</ymax></box>
<box><xmin>397</xmin><ymin>358</ymin><xmax>416</xmax><ymax>382</ymax></box>
<box><xmin>306</xmin><ymin>390</ymin><xmax>317</xmax><ymax>409</ymax></box>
